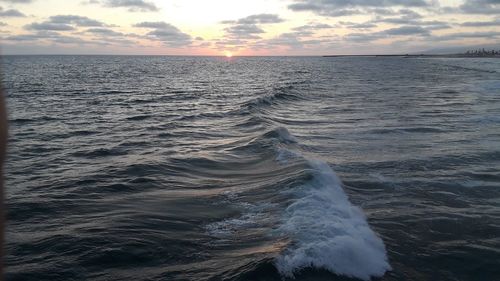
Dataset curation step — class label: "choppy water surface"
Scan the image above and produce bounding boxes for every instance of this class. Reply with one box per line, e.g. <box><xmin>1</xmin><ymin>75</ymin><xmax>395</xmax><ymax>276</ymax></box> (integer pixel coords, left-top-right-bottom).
<box><xmin>3</xmin><ymin>56</ymin><xmax>500</xmax><ymax>281</ymax></box>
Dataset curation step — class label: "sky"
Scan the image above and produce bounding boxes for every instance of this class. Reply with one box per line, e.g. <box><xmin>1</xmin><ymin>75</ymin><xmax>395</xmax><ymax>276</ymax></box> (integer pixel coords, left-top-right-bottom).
<box><xmin>0</xmin><ymin>0</ymin><xmax>499</xmax><ymax>55</ymax></box>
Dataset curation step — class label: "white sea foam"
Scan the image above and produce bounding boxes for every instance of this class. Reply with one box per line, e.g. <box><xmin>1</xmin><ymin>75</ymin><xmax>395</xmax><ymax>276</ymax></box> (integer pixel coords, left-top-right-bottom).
<box><xmin>275</xmin><ymin>159</ymin><xmax>391</xmax><ymax>280</ymax></box>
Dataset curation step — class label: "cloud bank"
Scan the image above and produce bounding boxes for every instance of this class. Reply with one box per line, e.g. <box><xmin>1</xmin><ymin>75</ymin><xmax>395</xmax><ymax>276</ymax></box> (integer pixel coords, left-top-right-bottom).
<box><xmin>1</xmin><ymin>0</ymin><xmax>500</xmax><ymax>55</ymax></box>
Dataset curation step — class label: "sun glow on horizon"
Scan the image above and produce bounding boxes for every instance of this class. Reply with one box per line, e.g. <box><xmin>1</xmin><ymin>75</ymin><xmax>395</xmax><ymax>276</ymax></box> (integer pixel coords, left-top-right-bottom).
<box><xmin>225</xmin><ymin>51</ymin><xmax>233</xmax><ymax>58</ymax></box>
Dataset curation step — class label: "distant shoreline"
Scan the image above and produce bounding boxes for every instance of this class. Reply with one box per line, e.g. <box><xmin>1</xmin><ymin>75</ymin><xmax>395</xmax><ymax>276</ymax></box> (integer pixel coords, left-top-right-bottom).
<box><xmin>322</xmin><ymin>54</ymin><xmax>500</xmax><ymax>58</ymax></box>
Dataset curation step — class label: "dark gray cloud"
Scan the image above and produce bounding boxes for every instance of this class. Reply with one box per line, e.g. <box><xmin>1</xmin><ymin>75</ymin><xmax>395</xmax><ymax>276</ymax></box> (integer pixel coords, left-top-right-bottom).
<box><xmin>339</xmin><ymin>21</ymin><xmax>377</xmax><ymax>28</ymax></box>
<box><xmin>88</xmin><ymin>0</ymin><xmax>159</xmax><ymax>12</ymax></box>
<box><xmin>5</xmin><ymin>31</ymin><xmax>58</xmax><ymax>41</ymax></box>
<box><xmin>214</xmin><ymin>38</ymin><xmax>247</xmax><ymax>47</ymax></box>
<box><xmin>87</xmin><ymin>30</ymin><xmax>135</xmax><ymax>45</ymax></box>
<box><xmin>292</xmin><ymin>23</ymin><xmax>333</xmax><ymax>31</ymax></box>
<box><xmin>133</xmin><ymin>21</ymin><xmax>170</xmax><ymax>29</ymax></box>
<box><xmin>221</xmin><ymin>14</ymin><xmax>284</xmax><ymax>40</ymax></box>
<box><xmin>460</xmin><ymin>0</ymin><xmax>500</xmax><ymax>14</ymax></box>
<box><xmin>25</xmin><ymin>22</ymin><xmax>75</xmax><ymax>31</ymax></box>
<box><xmin>345</xmin><ymin>25</ymin><xmax>430</xmax><ymax>42</ymax></box>
<box><xmin>368</xmin><ymin>9</ymin><xmax>423</xmax><ymax>26</ymax></box>
<box><xmin>49</xmin><ymin>15</ymin><xmax>107</xmax><ymax>27</ymax></box>
<box><xmin>369</xmin><ymin>10</ymin><xmax>451</xmax><ymax>30</ymax></box>
<box><xmin>4</xmin><ymin>30</ymin><xmax>91</xmax><ymax>45</ymax></box>
<box><xmin>291</xmin><ymin>6</ymin><xmax>361</xmax><ymax>17</ymax></box>
<box><xmin>214</xmin><ymin>14</ymin><xmax>285</xmax><ymax>51</ymax></box>
<box><xmin>0</xmin><ymin>6</ymin><xmax>25</xmax><ymax>17</ymax></box>
<box><xmin>85</xmin><ymin>27</ymin><xmax>124</xmax><ymax>36</ymax></box>
<box><xmin>146</xmin><ymin>29</ymin><xmax>191</xmax><ymax>44</ymax></box>
<box><xmin>133</xmin><ymin>21</ymin><xmax>191</xmax><ymax>46</ymax></box>
<box><xmin>332</xmin><ymin>7</ymin><xmax>450</xmax><ymax>36</ymax></box>
<box><xmin>224</xmin><ymin>24</ymin><xmax>264</xmax><ymax>39</ymax></box>
<box><xmin>24</xmin><ymin>15</ymin><xmax>108</xmax><ymax>32</ymax></box>
<box><xmin>4</xmin><ymin>28</ymin><xmax>135</xmax><ymax>47</ymax></box>
<box><xmin>460</xmin><ymin>18</ymin><xmax>500</xmax><ymax>26</ymax></box>
<box><xmin>384</xmin><ymin>25</ymin><xmax>429</xmax><ymax>35</ymax></box>
<box><xmin>260</xmin><ymin>31</ymin><xmax>337</xmax><ymax>51</ymax></box>
<box><xmin>222</xmin><ymin>14</ymin><xmax>284</xmax><ymax>25</ymax></box>
<box><xmin>343</xmin><ymin>32</ymin><xmax>383</xmax><ymax>42</ymax></box>
<box><xmin>288</xmin><ymin>0</ymin><xmax>431</xmax><ymax>17</ymax></box>
<box><xmin>264</xmin><ymin>32</ymin><xmax>325</xmax><ymax>49</ymax></box>
<box><xmin>51</xmin><ymin>36</ymin><xmax>93</xmax><ymax>44</ymax></box>
<box><xmin>259</xmin><ymin>23</ymin><xmax>335</xmax><ymax>50</ymax></box>
<box><xmin>263</xmin><ymin>33</ymin><xmax>304</xmax><ymax>48</ymax></box>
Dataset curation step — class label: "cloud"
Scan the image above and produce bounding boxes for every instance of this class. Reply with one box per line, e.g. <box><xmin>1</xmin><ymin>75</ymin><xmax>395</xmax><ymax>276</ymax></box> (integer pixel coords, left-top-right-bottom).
<box><xmin>24</xmin><ymin>15</ymin><xmax>108</xmax><ymax>31</ymax></box>
<box><xmin>50</xmin><ymin>36</ymin><xmax>93</xmax><ymax>44</ymax></box>
<box><xmin>264</xmin><ymin>32</ymin><xmax>327</xmax><ymax>49</ymax></box>
<box><xmin>4</xmin><ymin>31</ymin><xmax>91</xmax><ymax>45</ymax></box>
<box><xmin>25</xmin><ymin>22</ymin><xmax>75</xmax><ymax>31</ymax></box>
<box><xmin>147</xmin><ymin>29</ymin><xmax>191</xmax><ymax>44</ymax></box>
<box><xmin>4</xmin><ymin>28</ymin><xmax>135</xmax><ymax>47</ymax></box>
<box><xmin>224</xmin><ymin>24</ymin><xmax>264</xmax><ymax>39</ymax></box>
<box><xmin>292</xmin><ymin>23</ymin><xmax>333</xmax><ymax>31</ymax></box>
<box><xmin>339</xmin><ymin>21</ymin><xmax>377</xmax><ymax>29</ymax></box>
<box><xmin>49</xmin><ymin>15</ymin><xmax>108</xmax><ymax>27</ymax></box>
<box><xmin>5</xmin><ymin>32</ymin><xmax>56</xmax><ymax>41</ymax></box>
<box><xmin>221</xmin><ymin>14</ymin><xmax>284</xmax><ymax>41</ymax></box>
<box><xmin>460</xmin><ymin>0</ymin><xmax>500</xmax><ymax>14</ymax></box>
<box><xmin>133</xmin><ymin>21</ymin><xmax>170</xmax><ymax>29</ymax></box>
<box><xmin>345</xmin><ymin>25</ymin><xmax>431</xmax><ymax>42</ymax></box>
<box><xmin>460</xmin><ymin>18</ymin><xmax>500</xmax><ymax>27</ymax></box>
<box><xmin>222</xmin><ymin>14</ymin><xmax>284</xmax><ymax>25</ymax></box>
<box><xmin>133</xmin><ymin>21</ymin><xmax>191</xmax><ymax>46</ymax></box>
<box><xmin>217</xmin><ymin>18</ymin><xmax>333</xmax><ymax>52</ymax></box>
<box><xmin>85</xmin><ymin>27</ymin><xmax>124</xmax><ymax>36</ymax></box>
<box><xmin>0</xmin><ymin>6</ymin><xmax>25</xmax><ymax>17</ymax></box>
<box><xmin>288</xmin><ymin>0</ymin><xmax>431</xmax><ymax>17</ymax></box>
<box><xmin>259</xmin><ymin>22</ymin><xmax>334</xmax><ymax>50</ymax></box>
<box><xmin>84</xmin><ymin>27</ymin><xmax>135</xmax><ymax>45</ymax></box>
<box><xmin>368</xmin><ymin>10</ymin><xmax>451</xmax><ymax>30</ymax></box>
<box><xmin>3</xmin><ymin>0</ymin><xmax>499</xmax><ymax>55</ymax></box>
<box><xmin>384</xmin><ymin>25</ymin><xmax>429</xmax><ymax>35</ymax></box>
<box><xmin>88</xmin><ymin>0</ymin><xmax>159</xmax><ymax>12</ymax></box>
<box><xmin>343</xmin><ymin>32</ymin><xmax>383</xmax><ymax>42</ymax></box>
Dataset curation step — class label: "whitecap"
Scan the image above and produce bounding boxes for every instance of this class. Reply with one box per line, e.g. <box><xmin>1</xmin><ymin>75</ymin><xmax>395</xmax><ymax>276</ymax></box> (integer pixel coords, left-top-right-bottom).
<box><xmin>275</xmin><ymin>158</ymin><xmax>391</xmax><ymax>280</ymax></box>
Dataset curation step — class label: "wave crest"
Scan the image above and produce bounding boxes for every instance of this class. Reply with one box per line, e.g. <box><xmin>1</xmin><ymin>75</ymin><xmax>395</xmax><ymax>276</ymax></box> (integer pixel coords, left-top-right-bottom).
<box><xmin>275</xmin><ymin>158</ymin><xmax>391</xmax><ymax>280</ymax></box>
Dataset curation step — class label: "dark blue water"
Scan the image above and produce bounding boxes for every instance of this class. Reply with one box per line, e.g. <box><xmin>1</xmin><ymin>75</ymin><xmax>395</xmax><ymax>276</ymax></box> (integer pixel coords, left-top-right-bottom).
<box><xmin>3</xmin><ymin>56</ymin><xmax>500</xmax><ymax>281</ymax></box>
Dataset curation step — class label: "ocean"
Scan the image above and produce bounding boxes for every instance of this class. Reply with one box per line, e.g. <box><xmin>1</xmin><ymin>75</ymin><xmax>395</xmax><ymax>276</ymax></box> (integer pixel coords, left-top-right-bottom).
<box><xmin>2</xmin><ymin>56</ymin><xmax>500</xmax><ymax>280</ymax></box>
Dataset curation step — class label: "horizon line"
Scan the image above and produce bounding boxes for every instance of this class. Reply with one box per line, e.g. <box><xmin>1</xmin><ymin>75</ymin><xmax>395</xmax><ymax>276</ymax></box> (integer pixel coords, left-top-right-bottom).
<box><xmin>0</xmin><ymin>53</ymin><xmax>450</xmax><ymax>57</ymax></box>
